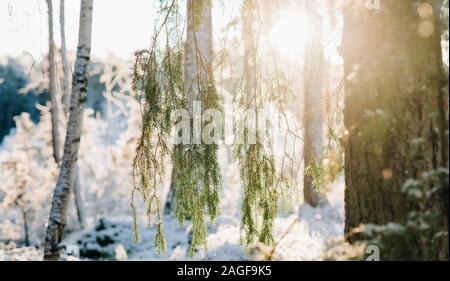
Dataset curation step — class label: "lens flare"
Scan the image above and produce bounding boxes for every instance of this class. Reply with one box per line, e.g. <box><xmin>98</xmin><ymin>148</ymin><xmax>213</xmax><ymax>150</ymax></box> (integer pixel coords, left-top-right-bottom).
<box><xmin>268</xmin><ymin>9</ymin><xmax>311</xmax><ymax>58</ymax></box>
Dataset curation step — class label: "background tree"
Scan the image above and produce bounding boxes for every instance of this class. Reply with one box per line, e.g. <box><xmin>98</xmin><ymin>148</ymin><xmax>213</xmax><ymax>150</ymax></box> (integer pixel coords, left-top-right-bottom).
<box><xmin>44</xmin><ymin>0</ymin><xmax>94</xmax><ymax>261</ymax></box>
<box><xmin>46</xmin><ymin>0</ymin><xmax>62</xmax><ymax>164</ymax></box>
<box><xmin>342</xmin><ymin>0</ymin><xmax>449</xmax><ymax>260</ymax></box>
<box><xmin>303</xmin><ymin>1</ymin><xmax>325</xmax><ymax>207</ymax></box>
<box><xmin>0</xmin><ymin>61</ymin><xmax>48</xmax><ymax>141</ymax></box>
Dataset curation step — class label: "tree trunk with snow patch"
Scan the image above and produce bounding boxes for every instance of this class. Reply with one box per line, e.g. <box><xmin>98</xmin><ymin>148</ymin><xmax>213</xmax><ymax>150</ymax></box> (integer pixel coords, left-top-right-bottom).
<box><xmin>44</xmin><ymin>0</ymin><xmax>93</xmax><ymax>261</ymax></box>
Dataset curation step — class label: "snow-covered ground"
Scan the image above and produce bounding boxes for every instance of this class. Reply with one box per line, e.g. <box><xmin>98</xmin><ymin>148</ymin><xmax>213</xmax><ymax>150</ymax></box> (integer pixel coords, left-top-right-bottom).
<box><xmin>0</xmin><ymin>155</ymin><xmax>345</xmax><ymax>261</ymax></box>
<box><xmin>0</xmin><ymin>89</ymin><xmax>345</xmax><ymax>261</ymax></box>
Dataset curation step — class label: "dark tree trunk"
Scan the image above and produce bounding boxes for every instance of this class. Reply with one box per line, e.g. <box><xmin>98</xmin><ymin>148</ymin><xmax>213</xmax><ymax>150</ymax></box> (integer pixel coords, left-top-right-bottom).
<box><xmin>164</xmin><ymin>171</ymin><xmax>176</xmax><ymax>216</ymax></box>
<box><xmin>21</xmin><ymin>208</ymin><xmax>29</xmax><ymax>247</ymax></box>
<box><xmin>342</xmin><ymin>0</ymin><xmax>448</xmax><ymax>260</ymax></box>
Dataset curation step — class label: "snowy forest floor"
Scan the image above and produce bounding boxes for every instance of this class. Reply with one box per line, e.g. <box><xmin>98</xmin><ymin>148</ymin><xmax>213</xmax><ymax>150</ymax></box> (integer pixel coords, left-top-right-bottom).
<box><xmin>0</xmin><ymin>53</ymin><xmax>346</xmax><ymax>261</ymax></box>
<box><xmin>0</xmin><ymin>159</ymin><xmax>345</xmax><ymax>261</ymax></box>
<box><xmin>0</xmin><ymin>112</ymin><xmax>345</xmax><ymax>261</ymax></box>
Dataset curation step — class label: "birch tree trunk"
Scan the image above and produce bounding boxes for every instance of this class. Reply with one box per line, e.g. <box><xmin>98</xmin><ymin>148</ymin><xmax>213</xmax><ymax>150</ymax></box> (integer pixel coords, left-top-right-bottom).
<box><xmin>46</xmin><ymin>0</ymin><xmax>62</xmax><ymax>164</ymax></box>
<box><xmin>303</xmin><ymin>1</ymin><xmax>324</xmax><ymax>207</ymax></box>
<box><xmin>185</xmin><ymin>0</ymin><xmax>213</xmax><ymax>113</ymax></box>
<box><xmin>44</xmin><ymin>0</ymin><xmax>93</xmax><ymax>261</ymax></box>
<box><xmin>59</xmin><ymin>0</ymin><xmax>85</xmax><ymax>229</ymax></box>
<box><xmin>242</xmin><ymin>0</ymin><xmax>257</xmax><ymax>105</ymax></box>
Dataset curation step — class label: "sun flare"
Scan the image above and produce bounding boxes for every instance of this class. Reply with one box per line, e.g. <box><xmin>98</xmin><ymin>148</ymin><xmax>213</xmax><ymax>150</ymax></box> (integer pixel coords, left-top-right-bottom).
<box><xmin>268</xmin><ymin>9</ymin><xmax>311</xmax><ymax>58</ymax></box>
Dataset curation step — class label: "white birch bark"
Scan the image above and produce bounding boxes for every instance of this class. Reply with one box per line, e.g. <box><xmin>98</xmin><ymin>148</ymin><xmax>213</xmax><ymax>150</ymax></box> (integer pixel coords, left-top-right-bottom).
<box><xmin>243</xmin><ymin>0</ymin><xmax>257</xmax><ymax>106</ymax></box>
<box><xmin>59</xmin><ymin>0</ymin><xmax>85</xmax><ymax>229</ymax></box>
<box><xmin>303</xmin><ymin>1</ymin><xmax>324</xmax><ymax>207</ymax></box>
<box><xmin>46</xmin><ymin>0</ymin><xmax>62</xmax><ymax>164</ymax></box>
<box><xmin>185</xmin><ymin>0</ymin><xmax>213</xmax><ymax>113</ymax></box>
<box><xmin>44</xmin><ymin>0</ymin><xmax>93</xmax><ymax>261</ymax></box>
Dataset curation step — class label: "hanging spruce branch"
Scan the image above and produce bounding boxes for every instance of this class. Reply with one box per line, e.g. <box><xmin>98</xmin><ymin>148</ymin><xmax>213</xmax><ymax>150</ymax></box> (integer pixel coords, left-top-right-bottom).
<box><xmin>232</xmin><ymin>0</ymin><xmax>307</xmax><ymax>248</ymax></box>
<box><xmin>132</xmin><ymin>0</ymin><xmax>301</xmax><ymax>255</ymax></box>
<box><xmin>131</xmin><ymin>0</ymin><xmax>183</xmax><ymax>254</ymax></box>
<box><xmin>234</xmin><ymin>0</ymin><xmax>281</xmax><ymax>246</ymax></box>
<box><xmin>174</xmin><ymin>0</ymin><xmax>222</xmax><ymax>256</ymax></box>
<box><xmin>131</xmin><ymin>0</ymin><xmax>222</xmax><ymax>256</ymax></box>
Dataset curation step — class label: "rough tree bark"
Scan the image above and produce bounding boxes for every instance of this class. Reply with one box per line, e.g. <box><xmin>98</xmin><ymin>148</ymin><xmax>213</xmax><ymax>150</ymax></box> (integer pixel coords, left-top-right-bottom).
<box><xmin>303</xmin><ymin>1</ymin><xmax>324</xmax><ymax>207</ymax></box>
<box><xmin>59</xmin><ymin>0</ymin><xmax>85</xmax><ymax>229</ymax></box>
<box><xmin>44</xmin><ymin>0</ymin><xmax>93</xmax><ymax>261</ymax></box>
<box><xmin>342</xmin><ymin>0</ymin><xmax>448</xmax><ymax>259</ymax></box>
<box><xmin>46</xmin><ymin>0</ymin><xmax>62</xmax><ymax>164</ymax></box>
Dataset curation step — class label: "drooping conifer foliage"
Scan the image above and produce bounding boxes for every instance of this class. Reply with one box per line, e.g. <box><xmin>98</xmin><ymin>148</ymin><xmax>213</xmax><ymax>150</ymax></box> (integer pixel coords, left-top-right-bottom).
<box><xmin>4</xmin><ymin>0</ymin><xmax>450</xmax><ymax>263</ymax></box>
<box><xmin>131</xmin><ymin>0</ymin><xmax>312</xmax><ymax>255</ymax></box>
<box><xmin>131</xmin><ymin>0</ymin><xmax>184</xmax><ymax>254</ymax></box>
<box><xmin>173</xmin><ymin>0</ymin><xmax>223</xmax><ymax>255</ymax></box>
<box><xmin>131</xmin><ymin>0</ymin><xmax>222</xmax><ymax>255</ymax></box>
<box><xmin>233</xmin><ymin>0</ymin><xmax>297</xmax><ymax>246</ymax></box>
